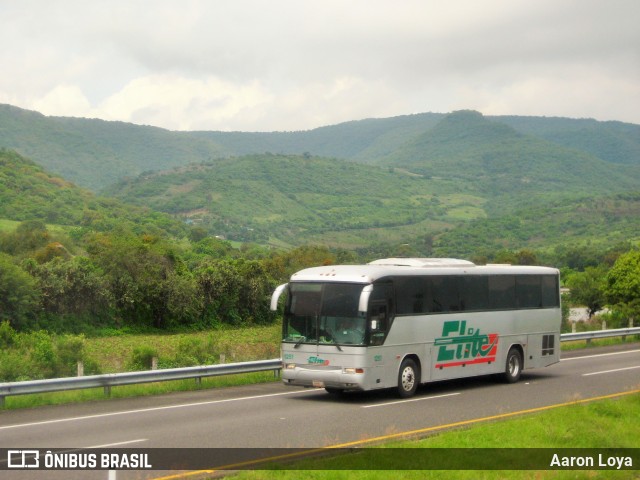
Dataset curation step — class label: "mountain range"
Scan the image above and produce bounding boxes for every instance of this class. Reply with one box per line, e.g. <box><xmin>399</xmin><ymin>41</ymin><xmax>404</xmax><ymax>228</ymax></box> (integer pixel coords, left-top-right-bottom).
<box><xmin>1</xmin><ymin>103</ymin><xmax>639</xmax><ymax>253</ymax></box>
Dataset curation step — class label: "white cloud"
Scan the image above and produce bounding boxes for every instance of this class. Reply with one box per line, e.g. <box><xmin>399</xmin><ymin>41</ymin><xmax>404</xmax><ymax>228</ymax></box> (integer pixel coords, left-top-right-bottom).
<box><xmin>0</xmin><ymin>0</ymin><xmax>638</xmax><ymax>130</ymax></box>
<box><xmin>31</xmin><ymin>85</ymin><xmax>93</xmax><ymax>118</ymax></box>
<box><xmin>97</xmin><ymin>75</ymin><xmax>274</xmax><ymax>131</ymax></box>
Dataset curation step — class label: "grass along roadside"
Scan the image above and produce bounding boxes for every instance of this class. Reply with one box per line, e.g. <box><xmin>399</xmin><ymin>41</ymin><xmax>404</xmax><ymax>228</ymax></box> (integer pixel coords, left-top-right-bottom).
<box><xmin>561</xmin><ymin>336</ymin><xmax>640</xmax><ymax>351</ymax></box>
<box><xmin>0</xmin><ymin>323</ymin><xmax>282</xmax><ymax>410</ymax></box>
<box><xmin>82</xmin><ymin>324</ymin><xmax>281</xmax><ymax>373</ymax></box>
<box><xmin>2</xmin><ymin>371</ymin><xmax>280</xmax><ymax>410</ymax></box>
<box><xmin>227</xmin><ymin>391</ymin><xmax>640</xmax><ymax>480</ymax></box>
<box><xmin>1</xmin><ymin>326</ymin><xmax>638</xmax><ymax>410</ymax></box>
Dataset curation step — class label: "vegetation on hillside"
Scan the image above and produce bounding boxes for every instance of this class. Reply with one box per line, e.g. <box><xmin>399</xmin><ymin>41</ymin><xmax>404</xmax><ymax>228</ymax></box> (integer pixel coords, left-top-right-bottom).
<box><xmin>2</xmin><ymin>104</ymin><xmax>639</xmax><ymax>192</ymax></box>
<box><xmin>0</xmin><ymin>104</ymin><xmax>228</xmax><ymax>190</ymax></box>
<box><xmin>103</xmin><ymin>153</ymin><xmax>466</xmax><ymax>245</ymax></box>
<box><xmin>0</xmin><ymin>148</ymin><xmax>188</xmax><ymax>237</ymax></box>
<box><xmin>378</xmin><ymin>111</ymin><xmax>640</xmax><ymax>213</ymax></box>
<box><xmin>102</xmin><ymin>150</ymin><xmax>640</xmax><ymax>251</ymax></box>
<box><xmin>498</xmin><ymin>115</ymin><xmax>640</xmax><ymax>166</ymax></box>
<box><xmin>430</xmin><ymin>193</ymin><xmax>640</xmax><ymax>258</ymax></box>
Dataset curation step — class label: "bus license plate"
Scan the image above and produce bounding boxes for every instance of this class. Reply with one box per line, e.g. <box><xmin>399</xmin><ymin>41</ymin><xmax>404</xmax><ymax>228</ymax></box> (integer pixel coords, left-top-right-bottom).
<box><xmin>313</xmin><ymin>381</ymin><xmax>325</xmax><ymax>388</ymax></box>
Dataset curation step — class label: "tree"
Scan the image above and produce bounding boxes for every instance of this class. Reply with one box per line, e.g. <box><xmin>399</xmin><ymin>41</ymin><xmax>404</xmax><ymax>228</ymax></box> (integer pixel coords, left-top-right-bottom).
<box><xmin>265</xmin><ymin>245</ymin><xmax>336</xmax><ymax>283</ymax></box>
<box><xmin>0</xmin><ymin>220</ymin><xmax>50</xmax><ymax>255</ymax></box>
<box><xmin>604</xmin><ymin>250</ymin><xmax>640</xmax><ymax>325</ymax></box>
<box><xmin>195</xmin><ymin>259</ymin><xmax>242</xmax><ymax>325</ymax></box>
<box><xmin>493</xmin><ymin>250</ymin><xmax>518</xmax><ymax>265</ymax></box>
<box><xmin>0</xmin><ymin>253</ymin><xmax>38</xmax><ymax>329</ymax></box>
<box><xmin>236</xmin><ymin>259</ymin><xmax>276</xmax><ymax>324</ymax></box>
<box><xmin>515</xmin><ymin>248</ymin><xmax>538</xmax><ymax>266</ymax></box>
<box><xmin>188</xmin><ymin>227</ymin><xmax>209</xmax><ymax>243</ymax></box>
<box><xmin>26</xmin><ymin>257</ymin><xmax>111</xmax><ymax>317</ymax></box>
<box><xmin>87</xmin><ymin>232</ymin><xmax>193</xmax><ymax>328</ymax></box>
<box><xmin>566</xmin><ymin>265</ymin><xmax>607</xmax><ymax>318</ymax></box>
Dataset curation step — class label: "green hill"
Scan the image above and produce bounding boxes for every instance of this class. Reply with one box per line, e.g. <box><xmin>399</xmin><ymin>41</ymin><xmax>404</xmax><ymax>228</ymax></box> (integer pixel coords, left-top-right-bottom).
<box><xmin>497</xmin><ymin>115</ymin><xmax>640</xmax><ymax>166</ymax></box>
<box><xmin>0</xmin><ymin>148</ymin><xmax>187</xmax><ymax>236</ymax></box>
<box><xmin>3</xmin><ymin>144</ymin><xmax>639</xmax><ymax>256</ymax></box>
<box><xmin>0</xmin><ymin>104</ymin><xmax>228</xmax><ymax>190</ymax></box>
<box><xmin>103</xmin><ymin>153</ymin><xmax>467</xmax><ymax>246</ymax></box>
<box><xmin>0</xmin><ymin>148</ymin><xmax>93</xmax><ymax>224</ymax></box>
<box><xmin>189</xmin><ymin>113</ymin><xmax>444</xmax><ymax>162</ymax></box>
<box><xmin>2</xmin><ymin>104</ymin><xmax>638</xmax><ymax>194</ymax></box>
<box><xmin>432</xmin><ymin>192</ymin><xmax>640</xmax><ymax>257</ymax></box>
<box><xmin>103</xmin><ymin>147</ymin><xmax>640</xmax><ymax>250</ymax></box>
<box><xmin>2</xmin><ymin>104</ymin><xmax>639</xmax><ymax>254</ymax></box>
<box><xmin>378</xmin><ymin>111</ymin><xmax>640</xmax><ymax>213</ymax></box>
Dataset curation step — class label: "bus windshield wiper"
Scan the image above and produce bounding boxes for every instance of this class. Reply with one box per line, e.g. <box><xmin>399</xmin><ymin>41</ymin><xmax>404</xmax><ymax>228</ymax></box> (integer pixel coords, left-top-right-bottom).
<box><xmin>294</xmin><ymin>336</ymin><xmax>306</xmax><ymax>349</ymax></box>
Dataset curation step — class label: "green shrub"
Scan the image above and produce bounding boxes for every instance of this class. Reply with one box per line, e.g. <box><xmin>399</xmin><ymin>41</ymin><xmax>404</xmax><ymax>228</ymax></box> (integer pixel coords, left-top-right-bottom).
<box><xmin>127</xmin><ymin>345</ymin><xmax>158</xmax><ymax>371</ymax></box>
<box><xmin>0</xmin><ymin>320</ymin><xmax>16</xmax><ymax>348</ymax></box>
<box><xmin>30</xmin><ymin>331</ymin><xmax>56</xmax><ymax>378</ymax></box>
<box><xmin>55</xmin><ymin>335</ymin><xmax>88</xmax><ymax>377</ymax></box>
<box><xmin>595</xmin><ymin>309</ymin><xmax>630</xmax><ymax>329</ymax></box>
<box><xmin>0</xmin><ymin>349</ymin><xmax>34</xmax><ymax>382</ymax></box>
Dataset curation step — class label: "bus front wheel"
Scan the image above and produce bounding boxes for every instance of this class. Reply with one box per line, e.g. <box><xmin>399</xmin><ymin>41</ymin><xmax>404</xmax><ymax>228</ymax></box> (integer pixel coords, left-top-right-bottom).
<box><xmin>397</xmin><ymin>358</ymin><xmax>419</xmax><ymax>398</ymax></box>
<box><xmin>503</xmin><ymin>347</ymin><xmax>523</xmax><ymax>383</ymax></box>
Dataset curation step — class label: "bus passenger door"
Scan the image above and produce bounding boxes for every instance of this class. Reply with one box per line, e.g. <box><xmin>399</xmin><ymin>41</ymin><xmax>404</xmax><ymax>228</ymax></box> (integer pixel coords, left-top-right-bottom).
<box><xmin>367</xmin><ymin>283</ymin><xmax>394</xmax><ymax>388</ymax></box>
<box><xmin>367</xmin><ymin>301</ymin><xmax>389</xmax><ymax>388</ymax></box>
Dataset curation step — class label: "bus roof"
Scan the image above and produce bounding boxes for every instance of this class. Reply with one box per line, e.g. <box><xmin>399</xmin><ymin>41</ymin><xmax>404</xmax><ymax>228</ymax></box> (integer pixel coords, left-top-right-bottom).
<box><xmin>368</xmin><ymin>258</ymin><xmax>474</xmax><ymax>267</ymax></box>
<box><xmin>289</xmin><ymin>258</ymin><xmax>559</xmax><ymax>284</ymax></box>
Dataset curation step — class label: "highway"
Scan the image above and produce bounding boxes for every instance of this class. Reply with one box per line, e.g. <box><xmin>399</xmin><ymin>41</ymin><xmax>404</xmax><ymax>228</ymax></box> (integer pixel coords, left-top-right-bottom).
<box><xmin>1</xmin><ymin>343</ymin><xmax>639</xmax><ymax>479</ymax></box>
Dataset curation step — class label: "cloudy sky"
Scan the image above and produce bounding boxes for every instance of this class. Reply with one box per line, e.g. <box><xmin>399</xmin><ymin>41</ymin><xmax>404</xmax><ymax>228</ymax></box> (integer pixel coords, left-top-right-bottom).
<box><xmin>1</xmin><ymin>0</ymin><xmax>638</xmax><ymax>131</ymax></box>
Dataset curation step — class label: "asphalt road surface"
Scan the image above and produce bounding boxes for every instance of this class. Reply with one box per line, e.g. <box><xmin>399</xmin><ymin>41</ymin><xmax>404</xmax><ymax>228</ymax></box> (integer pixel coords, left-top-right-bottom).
<box><xmin>1</xmin><ymin>343</ymin><xmax>639</xmax><ymax>479</ymax></box>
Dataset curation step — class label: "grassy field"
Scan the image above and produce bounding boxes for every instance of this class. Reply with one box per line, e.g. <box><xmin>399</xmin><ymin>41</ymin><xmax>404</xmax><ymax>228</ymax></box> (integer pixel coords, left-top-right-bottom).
<box><xmin>561</xmin><ymin>336</ymin><xmax>640</xmax><ymax>351</ymax></box>
<box><xmin>1</xmin><ymin>324</ymin><xmax>282</xmax><ymax>409</ymax></box>
<box><xmin>0</xmin><ymin>218</ymin><xmax>19</xmax><ymax>231</ymax></box>
<box><xmin>83</xmin><ymin>324</ymin><xmax>281</xmax><ymax>373</ymax></box>
<box><xmin>0</xmin><ymin>218</ymin><xmax>73</xmax><ymax>234</ymax></box>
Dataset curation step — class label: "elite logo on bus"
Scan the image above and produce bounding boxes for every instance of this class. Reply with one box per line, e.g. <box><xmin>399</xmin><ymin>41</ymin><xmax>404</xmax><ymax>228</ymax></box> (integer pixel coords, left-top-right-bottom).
<box><xmin>435</xmin><ymin>320</ymin><xmax>498</xmax><ymax>369</ymax></box>
<box><xmin>307</xmin><ymin>356</ymin><xmax>330</xmax><ymax>365</ymax></box>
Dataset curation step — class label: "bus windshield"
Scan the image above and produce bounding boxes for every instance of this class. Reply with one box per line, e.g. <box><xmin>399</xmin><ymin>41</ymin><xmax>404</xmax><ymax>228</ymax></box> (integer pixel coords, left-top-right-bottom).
<box><xmin>283</xmin><ymin>282</ymin><xmax>367</xmax><ymax>346</ymax></box>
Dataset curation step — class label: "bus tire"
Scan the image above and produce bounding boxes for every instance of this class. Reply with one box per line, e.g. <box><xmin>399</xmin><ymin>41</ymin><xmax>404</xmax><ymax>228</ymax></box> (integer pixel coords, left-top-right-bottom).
<box><xmin>397</xmin><ymin>358</ymin><xmax>419</xmax><ymax>398</ymax></box>
<box><xmin>503</xmin><ymin>347</ymin><xmax>523</xmax><ymax>383</ymax></box>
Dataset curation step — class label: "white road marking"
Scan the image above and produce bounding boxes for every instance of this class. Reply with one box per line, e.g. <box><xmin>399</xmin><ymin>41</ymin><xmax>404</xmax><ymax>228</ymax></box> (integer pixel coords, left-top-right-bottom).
<box><xmin>560</xmin><ymin>349</ymin><xmax>640</xmax><ymax>361</ymax></box>
<box><xmin>582</xmin><ymin>365</ymin><xmax>640</xmax><ymax>376</ymax></box>
<box><xmin>87</xmin><ymin>439</ymin><xmax>148</xmax><ymax>448</ymax></box>
<box><xmin>0</xmin><ymin>389</ymin><xmax>321</xmax><ymax>431</ymax></box>
<box><xmin>362</xmin><ymin>392</ymin><xmax>460</xmax><ymax>408</ymax></box>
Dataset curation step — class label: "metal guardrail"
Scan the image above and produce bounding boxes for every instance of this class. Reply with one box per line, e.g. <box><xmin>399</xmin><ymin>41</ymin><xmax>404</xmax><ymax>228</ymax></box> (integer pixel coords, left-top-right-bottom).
<box><xmin>560</xmin><ymin>327</ymin><xmax>640</xmax><ymax>342</ymax></box>
<box><xmin>0</xmin><ymin>359</ymin><xmax>282</xmax><ymax>406</ymax></box>
<box><xmin>1</xmin><ymin>327</ymin><xmax>638</xmax><ymax>406</ymax></box>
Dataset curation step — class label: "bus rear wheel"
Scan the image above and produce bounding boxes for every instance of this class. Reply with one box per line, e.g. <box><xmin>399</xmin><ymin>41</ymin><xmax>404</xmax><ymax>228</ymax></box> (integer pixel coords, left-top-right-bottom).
<box><xmin>397</xmin><ymin>358</ymin><xmax>419</xmax><ymax>398</ymax></box>
<box><xmin>503</xmin><ymin>347</ymin><xmax>523</xmax><ymax>383</ymax></box>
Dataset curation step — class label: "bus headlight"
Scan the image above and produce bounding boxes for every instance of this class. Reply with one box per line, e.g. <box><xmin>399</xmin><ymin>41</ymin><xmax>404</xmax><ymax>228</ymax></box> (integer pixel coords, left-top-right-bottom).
<box><xmin>343</xmin><ymin>367</ymin><xmax>364</xmax><ymax>374</ymax></box>
<box><xmin>285</xmin><ymin>363</ymin><xmax>296</xmax><ymax>369</ymax></box>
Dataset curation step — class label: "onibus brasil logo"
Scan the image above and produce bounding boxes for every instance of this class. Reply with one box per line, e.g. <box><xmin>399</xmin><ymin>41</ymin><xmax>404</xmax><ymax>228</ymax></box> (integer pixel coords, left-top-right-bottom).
<box><xmin>435</xmin><ymin>320</ymin><xmax>498</xmax><ymax>369</ymax></box>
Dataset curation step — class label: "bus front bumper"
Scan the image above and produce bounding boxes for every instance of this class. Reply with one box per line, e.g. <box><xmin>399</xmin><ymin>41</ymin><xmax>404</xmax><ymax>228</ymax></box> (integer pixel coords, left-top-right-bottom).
<box><xmin>282</xmin><ymin>365</ymin><xmax>366</xmax><ymax>391</ymax></box>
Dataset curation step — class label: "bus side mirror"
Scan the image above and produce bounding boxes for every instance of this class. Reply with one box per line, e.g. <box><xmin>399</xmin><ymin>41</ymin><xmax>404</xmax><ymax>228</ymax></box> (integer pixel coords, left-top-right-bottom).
<box><xmin>271</xmin><ymin>283</ymin><xmax>288</xmax><ymax>311</ymax></box>
<box><xmin>358</xmin><ymin>285</ymin><xmax>373</xmax><ymax>316</ymax></box>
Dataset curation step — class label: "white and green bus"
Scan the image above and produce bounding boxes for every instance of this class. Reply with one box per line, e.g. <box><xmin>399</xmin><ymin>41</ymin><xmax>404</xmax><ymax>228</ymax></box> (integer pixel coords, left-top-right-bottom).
<box><xmin>270</xmin><ymin>258</ymin><xmax>561</xmax><ymax>397</ymax></box>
